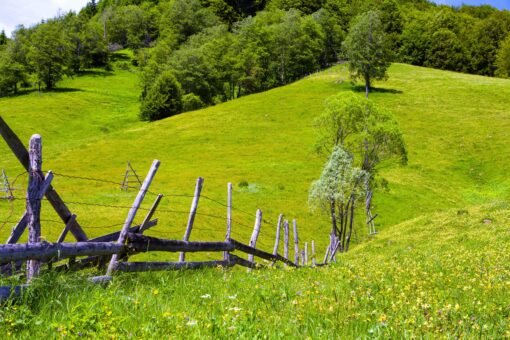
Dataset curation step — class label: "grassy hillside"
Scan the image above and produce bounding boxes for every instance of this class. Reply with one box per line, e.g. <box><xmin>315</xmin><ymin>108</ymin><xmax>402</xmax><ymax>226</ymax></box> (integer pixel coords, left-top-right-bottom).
<box><xmin>0</xmin><ymin>58</ymin><xmax>509</xmax><ymax>337</ymax></box>
<box><xmin>1</xmin><ymin>60</ymin><xmax>509</xmax><ymax>253</ymax></box>
<box><xmin>0</xmin><ymin>204</ymin><xmax>508</xmax><ymax>337</ymax></box>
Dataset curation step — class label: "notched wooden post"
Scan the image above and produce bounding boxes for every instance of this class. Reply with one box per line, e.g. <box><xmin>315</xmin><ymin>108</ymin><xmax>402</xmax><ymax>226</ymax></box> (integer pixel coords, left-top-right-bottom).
<box><xmin>26</xmin><ymin>134</ymin><xmax>43</xmax><ymax>282</ymax></box>
<box><xmin>179</xmin><ymin>177</ymin><xmax>204</xmax><ymax>262</ymax></box>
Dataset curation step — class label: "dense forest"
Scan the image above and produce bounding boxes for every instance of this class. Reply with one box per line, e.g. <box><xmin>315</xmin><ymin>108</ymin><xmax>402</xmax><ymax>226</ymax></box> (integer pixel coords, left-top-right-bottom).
<box><xmin>0</xmin><ymin>0</ymin><xmax>509</xmax><ymax>119</ymax></box>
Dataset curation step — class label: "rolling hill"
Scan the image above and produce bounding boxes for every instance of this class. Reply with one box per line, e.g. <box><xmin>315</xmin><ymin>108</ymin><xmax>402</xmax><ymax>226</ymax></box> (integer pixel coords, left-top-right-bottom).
<box><xmin>1</xmin><ymin>59</ymin><xmax>509</xmax><ymax>251</ymax></box>
<box><xmin>0</xmin><ymin>58</ymin><xmax>509</xmax><ymax>337</ymax></box>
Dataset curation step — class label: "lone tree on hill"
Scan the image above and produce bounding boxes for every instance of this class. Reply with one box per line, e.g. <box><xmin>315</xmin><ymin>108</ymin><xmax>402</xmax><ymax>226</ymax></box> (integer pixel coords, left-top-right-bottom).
<box><xmin>342</xmin><ymin>11</ymin><xmax>391</xmax><ymax>98</ymax></box>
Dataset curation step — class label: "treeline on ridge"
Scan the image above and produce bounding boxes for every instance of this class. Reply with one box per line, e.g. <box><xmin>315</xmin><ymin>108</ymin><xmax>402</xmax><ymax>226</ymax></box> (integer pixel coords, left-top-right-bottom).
<box><xmin>0</xmin><ymin>0</ymin><xmax>509</xmax><ymax>120</ymax></box>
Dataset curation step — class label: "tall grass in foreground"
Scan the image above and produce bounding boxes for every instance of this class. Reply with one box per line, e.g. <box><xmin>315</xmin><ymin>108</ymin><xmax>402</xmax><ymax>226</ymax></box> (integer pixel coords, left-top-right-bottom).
<box><xmin>0</xmin><ymin>205</ymin><xmax>508</xmax><ymax>338</ymax></box>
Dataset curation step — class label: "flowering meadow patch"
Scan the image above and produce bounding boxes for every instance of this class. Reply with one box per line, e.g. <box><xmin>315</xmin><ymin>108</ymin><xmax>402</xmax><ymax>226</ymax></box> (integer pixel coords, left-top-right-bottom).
<box><xmin>0</xmin><ymin>205</ymin><xmax>508</xmax><ymax>338</ymax></box>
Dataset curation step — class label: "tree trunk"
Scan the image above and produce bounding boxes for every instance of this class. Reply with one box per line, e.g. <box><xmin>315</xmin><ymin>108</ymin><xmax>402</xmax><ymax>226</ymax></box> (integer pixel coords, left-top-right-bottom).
<box><xmin>365</xmin><ymin>74</ymin><xmax>370</xmax><ymax>98</ymax></box>
<box><xmin>329</xmin><ymin>199</ymin><xmax>337</xmax><ymax>255</ymax></box>
<box><xmin>345</xmin><ymin>196</ymin><xmax>355</xmax><ymax>252</ymax></box>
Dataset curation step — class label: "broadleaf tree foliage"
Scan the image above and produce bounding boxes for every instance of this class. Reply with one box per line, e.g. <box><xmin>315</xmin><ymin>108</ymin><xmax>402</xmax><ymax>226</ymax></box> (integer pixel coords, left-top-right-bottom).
<box><xmin>342</xmin><ymin>10</ymin><xmax>391</xmax><ymax>98</ymax></box>
<box><xmin>313</xmin><ymin>92</ymin><xmax>407</xmax><ymax>243</ymax></box>
<box><xmin>0</xmin><ymin>0</ymin><xmax>509</xmax><ymax>104</ymax></box>
<box><xmin>309</xmin><ymin>145</ymin><xmax>368</xmax><ymax>254</ymax></box>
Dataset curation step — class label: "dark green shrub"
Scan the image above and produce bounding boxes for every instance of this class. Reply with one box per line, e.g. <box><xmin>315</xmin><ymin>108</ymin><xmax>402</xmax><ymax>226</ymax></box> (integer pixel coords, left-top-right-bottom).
<box><xmin>182</xmin><ymin>93</ymin><xmax>205</xmax><ymax>112</ymax></box>
<box><xmin>139</xmin><ymin>71</ymin><xmax>183</xmax><ymax>121</ymax></box>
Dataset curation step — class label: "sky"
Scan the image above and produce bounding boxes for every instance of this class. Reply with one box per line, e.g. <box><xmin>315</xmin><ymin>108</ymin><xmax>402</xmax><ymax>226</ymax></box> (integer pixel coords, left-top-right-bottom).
<box><xmin>0</xmin><ymin>0</ymin><xmax>90</xmax><ymax>37</ymax></box>
<box><xmin>431</xmin><ymin>0</ymin><xmax>509</xmax><ymax>9</ymax></box>
<box><xmin>0</xmin><ymin>0</ymin><xmax>509</xmax><ymax>37</ymax></box>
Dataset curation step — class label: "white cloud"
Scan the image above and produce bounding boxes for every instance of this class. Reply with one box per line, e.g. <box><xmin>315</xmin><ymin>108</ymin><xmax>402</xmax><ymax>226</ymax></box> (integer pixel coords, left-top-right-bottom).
<box><xmin>0</xmin><ymin>0</ymin><xmax>90</xmax><ymax>37</ymax></box>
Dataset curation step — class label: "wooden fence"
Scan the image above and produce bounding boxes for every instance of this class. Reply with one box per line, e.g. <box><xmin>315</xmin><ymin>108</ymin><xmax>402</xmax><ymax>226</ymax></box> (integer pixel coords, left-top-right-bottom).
<box><xmin>0</xmin><ymin>116</ymin><xmax>337</xmax><ymax>300</ymax></box>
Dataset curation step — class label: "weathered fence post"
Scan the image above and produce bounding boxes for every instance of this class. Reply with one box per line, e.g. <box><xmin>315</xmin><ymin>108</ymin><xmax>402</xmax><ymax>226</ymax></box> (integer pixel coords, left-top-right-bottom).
<box><xmin>247</xmin><ymin>209</ymin><xmax>262</xmax><ymax>266</ymax></box>
<box><xmin>323</xmin><ymin>246</ymin><xmax>330</xmax><ymax>265</ymax></box>
<box><xmin>26</xmin><ymin>134</ymin><xmax>44</xmax><ymax>282</ymax></box>
<box><xmin>272</xmin><ymin>214</ymin><xmax>283</xmax><ymax>264</ymax></box>
<box><xmin>101</xmin><ymin>160</ymin><xmax>160</xmax><ymax>279</ymax></box>
<box><xmin>179</xmin><ymin>177</ymin><xmax>204</xmax><ymax>262</ymax></box>
<box><xmin>311</xmin><ymin>240</ymin><xmax>316</xmax><ymax>267</ymax></box>
<box><xmin>283</xmin><ymin>220</ymin><xmax>289</xmax><ymax>262</ymax></box>
<box><xmin>139</xmin><ymin>194</ymin><xmax>163</xmax><ymax>233</ymax></box>
<box><xmin>0</xmin><ymin>116</ymin><xmax>88</xmax><ymax>242</ymax></box>
<box><xmin>304</xmin><ymin>242</ymin><xmax>308</xmax><ymax>266</ymax></box>
<box><xmin>224</xmin><ymin>183</ymin><xmax>232</xmax><ymax>262</ymax></box>
<box><xmin>293</xmin><ymin>219</ymin><xmax>299</xmax><ymax>267</ymax></box>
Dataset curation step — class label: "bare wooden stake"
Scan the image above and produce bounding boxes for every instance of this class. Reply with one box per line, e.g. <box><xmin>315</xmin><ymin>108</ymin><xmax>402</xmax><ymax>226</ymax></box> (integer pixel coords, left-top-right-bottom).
<box><xmin>26</xmin><ymin>134</ymin><xmax>43</xmax><ymax>282</ymax></box>
<box><xmin>283</xmin><ymin>220</ymin><xmax>289</xmax><ymax>262</ymax></box>
<box><xmin>304</xmin><ymin>242</ymin><xmax>309</xmax><ymax>266</ymax></box>
<box><xmin>56</xmin><ymin>214</ymin><xmax>76</xmax><ymax>243</ymax></box>
<box><xmin>311</xmin><ymin>240</ymin><xmax>316</xmax><ymax>267</ymax></box>
<box><xmin>179</xmin><ymin>177</ymin><xmax>204</xmax><ymax>262</ymax></box>
<box><xmin>224</xmin><ymin>183</ymin><xmax>232</xmax><ymax>262</ymax></box>
<box><xmin>293</xmin><ymin>219</ymin><xmax>299</xmax><ymax>267</ymax></box>
<box><xmin>272</xmin><ymin>214</ymin><xmax>283</xmax><ymax>263</ymax></box>
<box><xmin>247</xmin><ymin>209</ymin><xmax>262</xmax><ymax>265</ymax></box>
<box><xmin>6</xmin><ymin>212</ymin><xmax>28</xmax><ymax>244</ymax></box>
<box><xmin>105</xmin><ymin>159</ymin><xmax>160</xmax><ymax>276</ymax></box>
<box><xmin>139</xmin><ymin>194</ymin><xmax>163</xmax><ymax>233</ymax></box>
<box><xmin>323</xmin><ymin>245</ymin><xmax>330</xmax><ymax>265</ymax></box>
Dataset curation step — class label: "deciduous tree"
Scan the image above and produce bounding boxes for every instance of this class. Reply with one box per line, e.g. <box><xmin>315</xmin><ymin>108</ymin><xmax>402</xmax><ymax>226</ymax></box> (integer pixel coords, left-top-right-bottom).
<box><xmin>342</xmin><ymin>11</ymin><xmax>391</xmax><ymax>98</ymax></box>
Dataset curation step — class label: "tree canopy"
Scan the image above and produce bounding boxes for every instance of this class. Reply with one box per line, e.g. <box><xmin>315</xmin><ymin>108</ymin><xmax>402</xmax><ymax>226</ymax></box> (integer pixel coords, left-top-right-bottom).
<box><xmin>342</xmin><ymin>11</ymin><xmax>391</xmax><ymax>98</ymax></box>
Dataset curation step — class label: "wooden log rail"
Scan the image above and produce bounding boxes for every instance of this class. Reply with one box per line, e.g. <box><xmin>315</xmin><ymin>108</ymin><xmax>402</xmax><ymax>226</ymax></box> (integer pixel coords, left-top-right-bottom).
<box><xmin>0</xmin><ymin>242</ymin><xmax>127</xmax><ymax>263</ymax></box>
<box><xmin>0</xmin><ymin>236</ymin><xmax>300</xmax><ymax>269</ymax></box>
<box><xmin>228</xmin><ymin>238</ymin><xmax>297</xmax><ymax>267</ymax></box>
<box><xmin>126</xmin><ymin>233</ymin><xmax>234</xmax><ymax>253</ymax></box>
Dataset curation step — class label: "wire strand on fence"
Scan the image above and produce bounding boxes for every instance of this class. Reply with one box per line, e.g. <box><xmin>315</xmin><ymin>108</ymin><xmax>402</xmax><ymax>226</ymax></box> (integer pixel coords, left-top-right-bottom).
<box><xmin>1</xmin><ymin>170</ymin><xmax>290</xmax><ymax>250</ymax></box>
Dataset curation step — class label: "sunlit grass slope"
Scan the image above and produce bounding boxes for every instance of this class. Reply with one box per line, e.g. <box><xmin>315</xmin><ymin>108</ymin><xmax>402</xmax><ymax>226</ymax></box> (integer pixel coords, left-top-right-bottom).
<box><xmin>0</xmin><ymin>60</ymin><xmax>509</xmax><ymax>255</ymax></box>
<box><xmin>0</xmin><ymin>204</ymin><xmax>508</xmax><ymax>337</ymax></box>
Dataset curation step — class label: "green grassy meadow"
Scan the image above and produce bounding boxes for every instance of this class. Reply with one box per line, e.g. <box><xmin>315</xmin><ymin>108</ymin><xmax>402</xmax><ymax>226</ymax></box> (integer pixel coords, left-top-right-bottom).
<box><xmin>0</xmin><ymin>58</ymin><xmax>509</xmax><ymax>337</ymax></box>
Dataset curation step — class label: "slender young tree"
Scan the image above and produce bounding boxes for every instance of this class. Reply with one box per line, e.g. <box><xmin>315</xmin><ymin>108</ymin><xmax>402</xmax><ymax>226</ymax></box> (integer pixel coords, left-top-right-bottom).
<box><xmin>309</xmin><ymin>145</ymin><xmax>367</xmax><ymax>254</ymax></box>
<box><xmin>342</xmin><ymin>11</ymin><xmax>391</xmax><ymax>98</ymax></box>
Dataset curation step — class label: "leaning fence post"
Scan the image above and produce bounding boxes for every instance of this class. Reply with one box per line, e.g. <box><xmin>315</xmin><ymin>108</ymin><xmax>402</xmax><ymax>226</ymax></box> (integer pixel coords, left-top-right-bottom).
<box><xmin>247</xmin><ymin>209</ymin><xmax>262</xmax><ymax>265</ymax></box>
<box><xmin>323</xmin><ymin>245</ymin><xmax>330</xmax><ymax>265</ymax></box>
<box><xmin>272</xmin><ymin>214</ymin><xmax>283</xmax><ymax>264</ymax></box>
<box><xmin>102</xmin><ymin>160</ymin><xmax>160</xmax><ymax>278</ymax></box>
<box><xmin>283</xmin><ymin>220</ymin><xmax>289</xmax><ymax>263</ymax></box>
<box><xmin>311</xmin><ymin>240</ymin><xmax>316</xmax><ymax>267</ymax></box>
<box><xmin>179</xmin><ymin>177</ymin><xmax>204</xmax><ymax>262</ymax></box>
<box><xmin>26</xmin><ymin>134</ymin><xmax>43</xmax><ymax>282</ymax></box>
<box><xmin>139</xmin><ymin>194</ymin><xmax>163</xmax><ymax>233</ymax></box>
<box><xmin>293</xmin><ymin>219</ymin><xmax>299</xmax><ymax>267</ymax></box>
<box><xmin>224</xmin><ymin>183</ymin><xmax>233</xmax><ymax>262</ymax></box>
